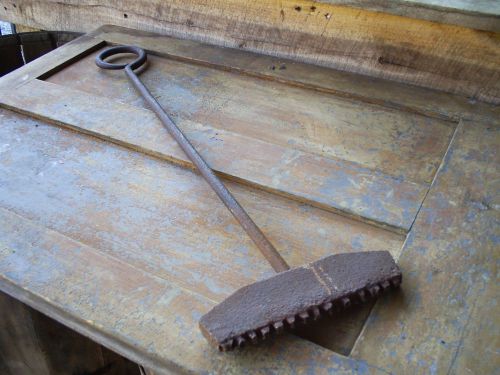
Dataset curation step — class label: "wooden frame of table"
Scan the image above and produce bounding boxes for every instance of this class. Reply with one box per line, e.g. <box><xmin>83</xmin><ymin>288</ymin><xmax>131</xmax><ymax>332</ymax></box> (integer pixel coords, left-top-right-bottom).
<box><xmin>0</xmin><ymin>25</ymin><xmax>498</xmax><ymax>374</ymax></box>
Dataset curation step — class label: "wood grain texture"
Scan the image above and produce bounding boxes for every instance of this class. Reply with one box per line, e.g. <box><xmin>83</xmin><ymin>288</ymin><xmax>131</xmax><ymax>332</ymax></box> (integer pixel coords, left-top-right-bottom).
<box><xmin>0</xmin><ymin>207</ymin><xmax>388</xmax><ymax>374</ymax></box>
<box><xmin>320</xmin><ymin>0</ymin><xmax>500</xmax><ymax>32</ymax></box>
<box><xmin>2</xmin><ymin>48</ymin><xmax>451</xmax><ymax>232</ymax></box>
<box><xmin>0</xmin><ymin>34</ymin><xmax>103</xmax><ymax>89</ymax></box>
<box><xmin>93</xmin><ymin>26</ymin><xmax>489</xmax><ymax>123</ymax></box>
<box><xmin>0</xmin><ymin>26</ymin><xmax>498</xmax><ymax>374</ymax></box>
<box><xmin>4</xmin><ymin>0</ymin><xmax>500</xmax><ymax>31</ymax></box>
<box><xmin>0</xmin><ymin>28</ymin><xmax>462</xmax><ymax>233</ymax></box>
<box><xmin>352</xmin><ymin>117</ymin><xmax>500</xmax><ymax>374</ymax></box>
<box><xmin>1</xmin><ymin>1</ymin><xmax>499</xmax><ymax>103</ymax></box>
<box><xmin>0</xmin><ymin>108</ymin><xmax>400</xmax><ymax>373</ymax></box>
<box><xmin>0</xmin><ymin>79</ymin><xmax>429</xmax><ymax>233</ymax></box>
<box><xmin>3</xmin><ymin>25</ymin><xmax>497</xmax><ymax>124</ymax></box>
<box><xmin>0</xmin><ymin>108</ymin><xmax>405</xmax><ymax>355</ymax></box>
<box><xmin>47</xmin><ymin>47</ymin><xmax>455</xmax><ymax>186</ymax></box>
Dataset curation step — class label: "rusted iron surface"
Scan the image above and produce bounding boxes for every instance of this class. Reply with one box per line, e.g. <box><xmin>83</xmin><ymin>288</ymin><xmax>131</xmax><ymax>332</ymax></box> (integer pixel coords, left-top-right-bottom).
<box><xmin>0</xmin><ymin>205</ymin><xmax>388</xmax><ymax>374</ymax></box>
<box><xmin>200</xmin><ymin>251</ymin><xmax>401</xmax><ymax>351</ymax></box>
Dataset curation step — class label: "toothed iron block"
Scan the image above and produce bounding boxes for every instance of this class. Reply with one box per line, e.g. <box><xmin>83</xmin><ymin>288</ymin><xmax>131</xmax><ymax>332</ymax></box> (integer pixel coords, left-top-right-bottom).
<box><xmin>200</xmin><ymin>251</ymin><xmax>401</xmax><ymax>351</ymax></box>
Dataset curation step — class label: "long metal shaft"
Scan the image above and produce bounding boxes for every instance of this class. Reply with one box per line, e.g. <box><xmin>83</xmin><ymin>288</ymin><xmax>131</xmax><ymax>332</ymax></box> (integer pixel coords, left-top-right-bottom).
<box><xmin>125</xmin><ymin>66</ymin><xmax>290</xmax><ymax>273</ymax></box>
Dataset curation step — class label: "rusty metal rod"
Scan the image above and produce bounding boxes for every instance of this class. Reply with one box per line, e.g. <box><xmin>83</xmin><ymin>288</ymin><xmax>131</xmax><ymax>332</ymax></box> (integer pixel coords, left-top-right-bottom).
<box><xmin>96</xmin><ymin>45</ymin><xmax>289</xmax><ymax>273</ymax></box>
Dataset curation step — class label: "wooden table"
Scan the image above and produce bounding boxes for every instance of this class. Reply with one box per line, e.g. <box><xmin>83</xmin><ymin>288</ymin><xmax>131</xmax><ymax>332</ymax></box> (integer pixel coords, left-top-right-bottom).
<box><xmin>0</xmin><ymin>25</ymin><xmax>498</xmax><ymax>374</ymax></box>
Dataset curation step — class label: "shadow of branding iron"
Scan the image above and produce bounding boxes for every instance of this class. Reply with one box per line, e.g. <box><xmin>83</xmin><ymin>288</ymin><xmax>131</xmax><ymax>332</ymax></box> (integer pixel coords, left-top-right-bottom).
<box><xmin>96</xmin><ymin>46</ymin><xmax>402</xmax><ymax>351</ymax></box>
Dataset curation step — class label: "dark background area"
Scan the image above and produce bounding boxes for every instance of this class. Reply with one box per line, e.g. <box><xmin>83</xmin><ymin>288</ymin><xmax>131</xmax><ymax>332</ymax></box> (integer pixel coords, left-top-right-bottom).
<box><xmin>0</xmin><ymin>26</ymin><xmax>81</xmax><ymax>76</ymax></box>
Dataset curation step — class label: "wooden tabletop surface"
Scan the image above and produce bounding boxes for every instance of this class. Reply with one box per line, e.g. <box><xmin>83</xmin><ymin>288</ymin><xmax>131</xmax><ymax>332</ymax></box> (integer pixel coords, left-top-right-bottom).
<box><xmin>0</xmin><ymin>26</ymin><xmax>498</xmax><ymax>374</ymax></box>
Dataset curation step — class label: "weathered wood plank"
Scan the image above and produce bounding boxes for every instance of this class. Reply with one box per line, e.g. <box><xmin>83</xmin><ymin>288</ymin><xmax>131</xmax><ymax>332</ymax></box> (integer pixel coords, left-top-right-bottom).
<box><xmin>4</xmin><ymin>0</ymin><xmax>500</xmax><ymax>31</ymax></box>
<box><xmin>46</xmin><ymin>47</ymin><xmax>456</xmax><ymax>186</ymax></box>
<box><xmin>94</xmin><ymin>25</ymin><xmax>488</xmax><ymax>123</ymax></box>
<box><xmin>0</xmin><ymin>108</ymin><xmax>405</xmax><ymax>355</ymax></box>
<box><xmin>321</xmin><ymin>0</ymin><xmax>500</xmax><ymax>32</ymax></box>
<box><xmin>0</xmin><ymin>199</ymin><xmax>389</xmax><ymax>374</ymax></box>
<box><xmin>4</xmin><ymin>0</ymin><xmax>500</xmax><ymax>32</ymax></box>
<box><xmin>352</xmin><ymin>118</ymin><xmax>500</xmax><ymax>374</ymax></box>
<box><xmin>0</xmin><ymin>78</ymin><xmax>431</xmax><ymax>232</ymax></box>
<box><xmin>1</xmin><ymin>1</ymin><xmax>499</xmax><ymax>103</ymax></box>
<box><xmin>1</xmin><ymin>24</ymin><xmax>497</xmax><ymax>374</ymax></box>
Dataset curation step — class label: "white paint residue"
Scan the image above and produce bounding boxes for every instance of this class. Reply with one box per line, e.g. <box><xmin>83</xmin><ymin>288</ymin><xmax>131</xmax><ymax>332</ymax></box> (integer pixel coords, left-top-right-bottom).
<box><xmin>0</xmin><ymin>144</ymin><xmax>10</xmax><ymax>153</ymax></box>
<box><xmin>348</xmin><ymin>178</ymin><xmax>361</xmax><ymax>189</ymax></box>
<box><xmin>386</xmin><ymin>189</ymin><xmax>394</xmax><ymax>198</ymax></box>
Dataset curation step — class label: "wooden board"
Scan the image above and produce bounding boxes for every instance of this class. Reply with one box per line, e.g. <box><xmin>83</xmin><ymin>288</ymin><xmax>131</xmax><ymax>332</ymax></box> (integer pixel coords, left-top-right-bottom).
<box><xmin>322</xmin><ymin>0</ymin><xmax>500</xmax><ymax>32</ymax></box>
<box><xmin>0</xmin><ymin>26</ymin><xmax>498</xmax><ymax>374</ymax></box>
<box><xmin>352</xmin><ymin>116</ymin><xmax>500</xmax><ymax>374</ymax></box>
<box><xmin>0</xmin><ymin>202</ymin><xmax>390</xmax><ymax>374</ymax></box>
<box><xmin>1</xmin><ymin>2</ymin><xmax>499</xmax><ymax>103</ymax></box>
<box><xmin>86</xmin><ymin>26</ymin><xmax>500</xmax><ymax>123</ymax></box>
<box><xmin>45</xmin><ymin>49</ymin><xmax>455</xmax><ymax>186</ymax></box>
<box><xmin>3</xmin><ymin>0</ymin><xmax>500</xmax><ymax>31</ymax></box>
<box><xmin>4</xmin><ymin>68</ymin><xmax>450</xmax><ymax>232</ymax></box>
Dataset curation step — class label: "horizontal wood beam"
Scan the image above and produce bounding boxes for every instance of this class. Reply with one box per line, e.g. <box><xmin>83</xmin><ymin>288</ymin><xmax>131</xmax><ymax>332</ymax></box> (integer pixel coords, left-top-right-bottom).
<box><xmin>320</xmin><ymin>0</ymin><xmax>500</xmax><ymax>32</ymax></box>
<box><xmin>1</xmin><ymin>1</ymin><xmax>499</xmax><ymax>104</ymax></box>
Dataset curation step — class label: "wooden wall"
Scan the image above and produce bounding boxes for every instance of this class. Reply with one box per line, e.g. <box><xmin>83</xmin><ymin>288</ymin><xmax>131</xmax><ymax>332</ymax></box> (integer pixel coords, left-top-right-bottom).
<box><xmin>0</xmin><ymin>0</ymin><xmax>499</xmax><ymax>104</ymax></box>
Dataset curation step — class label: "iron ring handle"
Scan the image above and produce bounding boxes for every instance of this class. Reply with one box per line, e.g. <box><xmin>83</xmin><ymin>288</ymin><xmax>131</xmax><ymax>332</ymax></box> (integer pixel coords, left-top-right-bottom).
<box><xmin>95</xmin><ymin>45</ymin><xmax>147</xmax><ymax>70</ymax></box>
